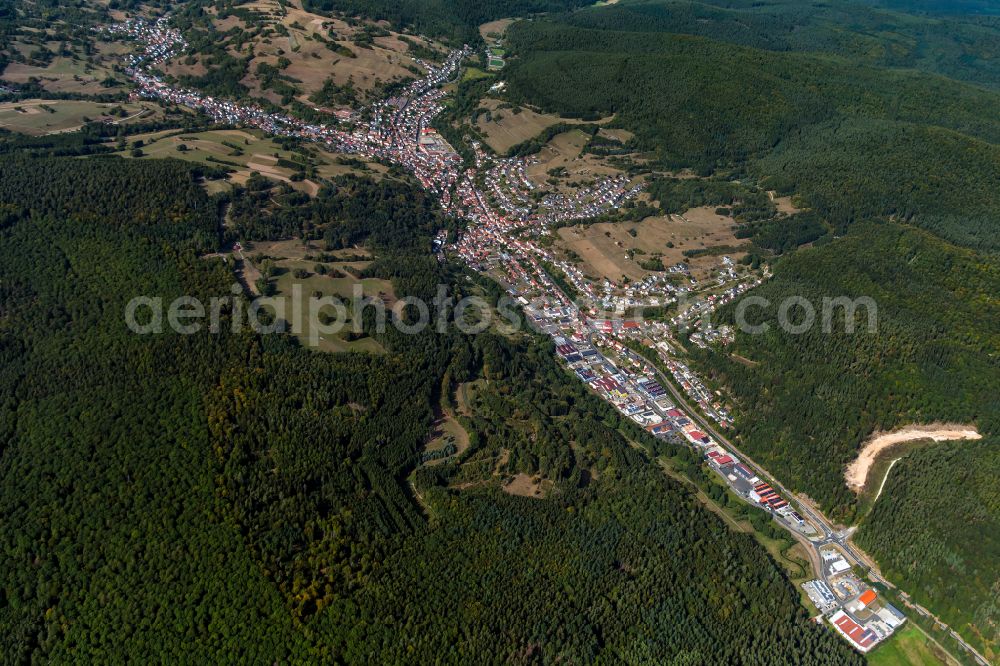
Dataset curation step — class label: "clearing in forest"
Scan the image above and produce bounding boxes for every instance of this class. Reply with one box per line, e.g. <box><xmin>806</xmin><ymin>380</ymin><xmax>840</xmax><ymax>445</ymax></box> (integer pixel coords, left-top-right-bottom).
<box><xmin>0</xmin><ymin>100</ymin><xmax>155</xmax><ymax>135</ymax></box>
<box><xmin>555</xmin><ymin>207</ymin><xmax>742</xmax><ymax>283</ymax></box>
<box><xmin>845</xmin><ymin>424</ymin><xmax>981</xmax><ymax>494</ymax></box>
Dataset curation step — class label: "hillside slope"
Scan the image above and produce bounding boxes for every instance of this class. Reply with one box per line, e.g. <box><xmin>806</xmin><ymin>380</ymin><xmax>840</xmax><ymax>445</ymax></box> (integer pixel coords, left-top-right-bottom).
<box><xmin>501</xmin><ymin>8</ymin><xmax>1000</xmax><ymax>656</ymax></box>
<box><xmin>0</xmin><ymin>152</ymin><xmax>860</xmax><ymax>663</ymax></box>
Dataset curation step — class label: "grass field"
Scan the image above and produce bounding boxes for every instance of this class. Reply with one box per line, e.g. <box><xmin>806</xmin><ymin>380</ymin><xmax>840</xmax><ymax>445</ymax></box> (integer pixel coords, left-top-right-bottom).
<box><xmin>524</xmin><ymin>127</ymin><xmax>621</xmax><ymax>188</ymax></box>
<box><xmin>868</xmin><ymin>624</ymin><xmax>955</xmax><ymax>666</ymax></box>
<box><xmin>555</xmin><ymin>207</ymin><xmax>743</xmax><ymax>283</ymax></box>
<box><xmin>424</xmin><ymin>415</ymin><xmax>471</xmax><ymax>465</ymax></box>
<box><xmin>455</xmin><ymin>379</ymin><xmax>485</xmax><ymax>417</ymax></box>
<box><xmin>0</xmin><ymin>100</ymin><xmax>157</xmax><ymax>135</ymax></box>
<box><xmin>475</xmin><ymin>99</ymin><xmax>577</xmax><ymax>153</ymax></box>
<box><xmin>263</xmin><ymin>257</ymin><xmax>394</xmax><ymax>354</ymax></box>
<box><xmin>121</xmin><ymin>128</ymin><xmax>384</xmax><ymax>194</ymax></box>
<box><xmin>462</xmin><ymin>67</ymin><xmax>492</xmax><ymax>83</ymax></box>
<box><xmin>162</xmin><ymin>0</ymin><xmax>444</xmax><ymax>105</ymax></box>
<box><xmin>235</xmin><ymin>239</ymin><xmax>390</xmax><ymax>353</ymax></box>
<box><xmin>2</xmin><ymin>38</ymin><xmax>128</xmax><ymax>94</ymax></box>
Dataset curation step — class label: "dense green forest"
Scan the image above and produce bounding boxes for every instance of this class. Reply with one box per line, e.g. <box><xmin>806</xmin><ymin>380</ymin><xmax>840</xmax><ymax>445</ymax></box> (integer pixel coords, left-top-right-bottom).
<box><xmin>301</xmin><ymin>0</ymin><xmax>593</xmax><ymax>42</ymax></box>
<box><xmin>504</xmin><ymin>19</ymin><xmax>1000</xmax><ymax>249</ymax></box>
<box><xmin>701</xmin><ymin>223</ymin><xmax>999</xmax><ymax>517</ymax></box>
<box><xmin>698</xmin><ymin>223</ymin><xmax>1000</xmax><ymax>652</ymax></box>
<box><xmin>558</xmin><ymin>0</ymin><xmax>1000</xmax><ymax>90</ymax></box>
<box><xmin>0</xmin><ymin>150</ymin><xmax>862</xmax><ymax>662</ymax></box>
<box><xmin>854</xmin><ymin>439</ymin><xmax>1000</xmax><ymax>653</ymax></box>
<box><xmin>3</xmin><ymin>0</ymin><xmax>997</xmax><ymax>657</ymax></box>
<box><xmin>752</xmin><ymin>118</ymin><xmax>1000</xmax><ymax>251</ymax></box>
<box><xmin>502</xmin><ymin>4</ymin><xmax>1000</xmax><ymax>655</ymax></box>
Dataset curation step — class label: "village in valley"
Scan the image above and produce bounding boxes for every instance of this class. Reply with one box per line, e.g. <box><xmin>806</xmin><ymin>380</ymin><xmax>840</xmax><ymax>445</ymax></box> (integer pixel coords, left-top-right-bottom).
<box><xmin>83</xmin><ymin>8</ymin><xmax>924</xmax><ymax>658</ymax></box>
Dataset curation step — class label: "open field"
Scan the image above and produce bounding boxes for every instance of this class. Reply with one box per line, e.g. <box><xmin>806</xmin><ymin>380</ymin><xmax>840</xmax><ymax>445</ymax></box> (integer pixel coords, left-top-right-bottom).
<box><xmin>502</xmin><ymin>472</ymin><xmax>551</xmax><ymax>498</ymax></box>
<box><xmin>245</xmin><ymin>239</ymin><xmax>392</xmax><ymax>353</ymax></box>
<box><xmin>424</xmin><ymin>415</ymin><xmax>471</xmax><ymax>466</ymax></box>
<box><xmin>476</xmin><ymin>99</ymin><xmax>573</xmax><ymax>153</ymax></box>
<box><xmin>480</xmin><ymin>18</ymin><xmax>516</xmax><ymax>41</ymax></box>
<box><xmin>461</xmin><ymin>67</ymin><xmax>492</xmax><ymax>83</ymax></box>
<box><xmin>597</xmin><ymin>127</ymin><xmax>634</xmax><ymax>143</ymax></box>
<box><xmin>0</xmin><ymin>99</ymin><xmax>157</xmax><ymax>135</ymax></box>
<box><xmin>844</xmin><ymin>424</ymin><xmax>981</xmax><ymax>493</ymax></box>
<box><xmin>2</xmin><ymin>38</ymin><xmax>129</xmax><ymax>94</ymax></box>
<box><xmin>163</xmin><ymin>0</ymin><xmax>446</xmax><ymax>106</ymax></box>
<box><xmin>555</xmin><ymin>207</ymin><xmax>743</xmax><ymax>282</ymax></box>
<box><xmin>525</xmin><ymin>128</ymin><xmax>622</xmax><ymax>189</ymax></box>
<box><xmin>868</xmin><ymin>624</ymin><xmax>955</xmax><ymax>666</ymax></box>
<box><xmin>267</xmin><ymin>263</ymin><xmax>392</xmax><ymax>353</ymax></box>
<box><xmin>768</xmin><ymin>190</ymin><xmax>803</xmax><ymax>215</ymax></box>
<box><xmin>455</xmin><ymin>379</ymin><xmax>484</xmax><ymax>417</ymax></box>
<box><xmin>247</xmin><ymin>239</ymin><xmax>373</xmax><ymax>261</ymax></box>
<box><xmin>120</xmin><ymin>128</ymin><xmax>384</xmax><ymax>194</ymax></box>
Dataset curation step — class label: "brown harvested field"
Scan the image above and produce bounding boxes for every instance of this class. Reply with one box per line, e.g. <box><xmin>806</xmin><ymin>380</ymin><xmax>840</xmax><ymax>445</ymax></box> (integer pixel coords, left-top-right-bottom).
<box><xmin>163</xmin><ymin>0</ymin><xmax>439</xmax><ymax>104</ymax></box>
<box><xmin>525</xmin><ymin>128</ymin><xmax>623</xmax><ymax>190</ymax></box>
<box><xmin>475</xmin><ymin>99</ymin><xmax>606</xmax><ymax>154</ymax></box>
<box><xmin>502</xmin><ymin>473</ymin><xmax>551</xmax><ymax>498</ymax></box>
<box><xmin>555</xmin><ymin>207</ymin><xmax>743</xmax><ymax>282</ymax></box>
<box><xmin>480</xmin><ymin>18</ymin><xmax>516</xmax><ymax>40</ymax></box>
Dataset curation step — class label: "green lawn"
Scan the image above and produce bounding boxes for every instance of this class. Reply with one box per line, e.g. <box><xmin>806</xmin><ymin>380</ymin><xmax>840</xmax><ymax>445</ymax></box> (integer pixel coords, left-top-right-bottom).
<box><xmin>265</xmin><ymin>259</ymin><xmax>393</xmax><ymax>353</ymax></box>
<box><xmin>0</xmin><ymin>100</ymin><xmax>153</xmax><ymax>135</ymax></box>
<box><xmin>462</xmin><ymin>66</ymin><xmax>492</xmax><ymax>82</ymax></box>
<box><xmin>868</xmin><ymin>624</ymin><xmax>953</xmax><ymax>666</ymax></box>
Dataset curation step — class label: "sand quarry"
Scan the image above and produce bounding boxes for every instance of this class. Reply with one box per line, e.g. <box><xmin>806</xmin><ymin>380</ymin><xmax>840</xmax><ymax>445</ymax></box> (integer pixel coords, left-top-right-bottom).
<box><xmin>844</xmin><ymin>423</ymin><xmax>981</xmax><ymax>493</ymax></box>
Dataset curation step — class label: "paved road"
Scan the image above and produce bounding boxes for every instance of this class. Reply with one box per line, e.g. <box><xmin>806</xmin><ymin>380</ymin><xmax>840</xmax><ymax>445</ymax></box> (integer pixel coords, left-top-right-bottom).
<box><xmin>638</xmin><ymin>345</ymin><xmax>991</xmax><ymax>665</ymax></box>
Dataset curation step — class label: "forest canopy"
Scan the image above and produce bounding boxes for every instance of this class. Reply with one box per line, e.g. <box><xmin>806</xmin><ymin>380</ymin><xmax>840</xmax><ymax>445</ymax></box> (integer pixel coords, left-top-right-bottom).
<box><xmin>0</xmin><ymin>152</ymin><xmax>860</xmax><ymax>663</ymax></box>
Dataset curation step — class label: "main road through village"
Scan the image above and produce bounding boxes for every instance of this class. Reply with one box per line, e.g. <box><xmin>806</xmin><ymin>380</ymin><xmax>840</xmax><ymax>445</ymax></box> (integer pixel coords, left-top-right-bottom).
<box><xmin>107</xmin><ymin>17</ymin><xmax>989</xmax><ymax>665</ymax></box>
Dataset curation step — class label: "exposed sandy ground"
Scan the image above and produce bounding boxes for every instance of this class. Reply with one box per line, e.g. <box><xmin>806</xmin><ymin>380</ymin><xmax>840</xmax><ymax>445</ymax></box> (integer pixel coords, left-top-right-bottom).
<box><xmin>845</xmin><ymin>424</ymin><xmax>981</xmax><ymax>493</ymax></box>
